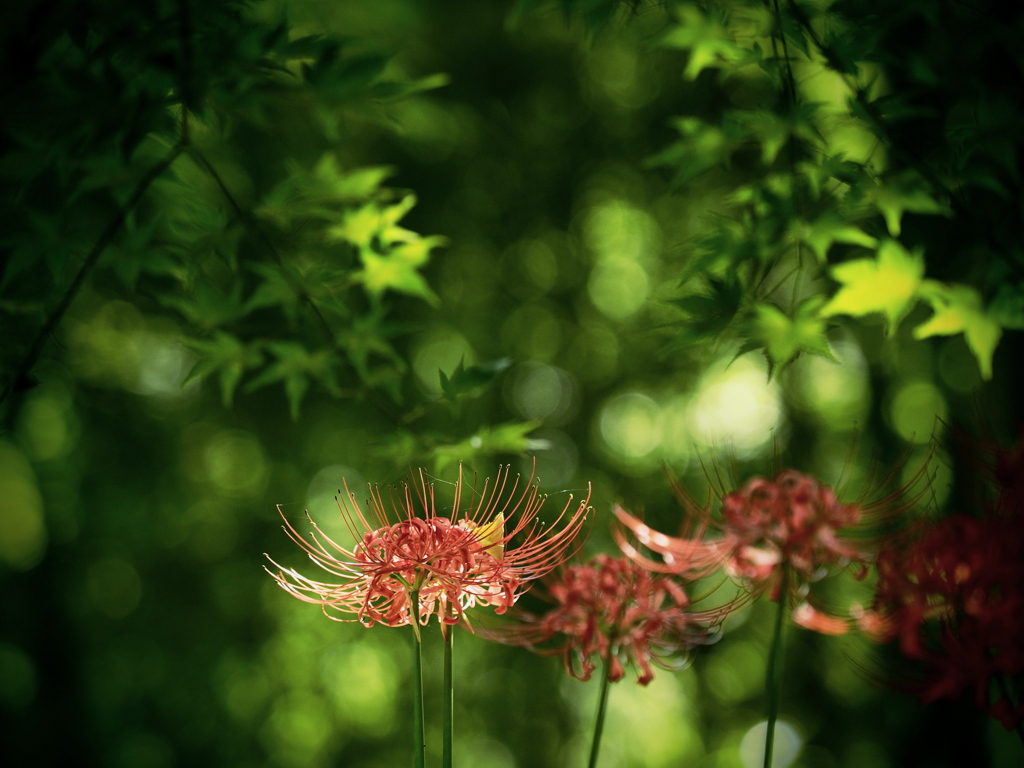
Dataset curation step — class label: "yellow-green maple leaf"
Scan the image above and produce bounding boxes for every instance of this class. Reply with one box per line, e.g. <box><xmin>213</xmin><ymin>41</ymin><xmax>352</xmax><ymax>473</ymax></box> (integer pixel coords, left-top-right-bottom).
<box><xmin>821</xmin><ymin>239</ymin><xmax>925</xmax><ymax>332</ymax></box>
<box><xmin>750</xmin><ymin>297</ymin><xmax>836</xmax><ymax>373</ymax></box>
<box><xmin>914</xmin><ymin>282</ymin><xmax>1002</xmax><ymax>380</ymax></box>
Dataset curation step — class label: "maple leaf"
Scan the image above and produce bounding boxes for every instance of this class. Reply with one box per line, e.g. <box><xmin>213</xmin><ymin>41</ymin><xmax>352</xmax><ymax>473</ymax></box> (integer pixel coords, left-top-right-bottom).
<box><xmin>748</xmin><ymin>297</ymin><xmax>836</xmax><ymax>375</ymax></box>
<box><xmin>914</xmin><ymin>282</ymin><xmax>1003</xmax><ymax>380</ymax></box>
<box><xmin>821</xmin><ymin>239</ymin><xmax>925</xmax><ymax>332</ymax></box>
<box><xmin>871</xmin><ymin>176</ymin><xmax>949</xmax><ymax>236</ymax></box>
<box><xmin>662</xmin><ymin>4</ymin><xmax>756</xmax><ymax>80</ymax></box>
<box><xmin>789</xmin><ymin>213</ymin><xmax>877</xmax><ymax>263</ymax></box>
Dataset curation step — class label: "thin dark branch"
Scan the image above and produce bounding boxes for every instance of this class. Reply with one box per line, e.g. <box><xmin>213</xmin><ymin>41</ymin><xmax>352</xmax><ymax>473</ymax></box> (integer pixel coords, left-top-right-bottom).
<box><xmin>0</xmin><ymin>140</ymin><xmax>188</xmax><ymax>424</ymax></box>
<box><xmin>187</xmin><ymin>147</ymin><xmax>338</xmax><ymax>344</ymax></box>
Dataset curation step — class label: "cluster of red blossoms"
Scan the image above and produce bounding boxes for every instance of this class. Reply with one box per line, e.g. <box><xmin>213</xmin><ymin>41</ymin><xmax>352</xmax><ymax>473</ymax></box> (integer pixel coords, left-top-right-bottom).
<box><xmin>615</xmin><ymin>470</ymin><xmax>868</xmax><ymax>636</ymax></box>
<box><xmin>859</xmin><ymin>512</ymin><xmax>1024</xmax><ymax>729</ymax></box>
<box><xmin>266</xmin><ymin>464</ymin><xmax>591</xmax><ymax>637</ymax></box>
<box><xmin>492</xmin><ymin>553</ymin><xmax>723</xmax><ymax>685</ymax></box>
<box><xmin>270</xmin><ymin>448</ymin><xmax>1024</xmax><ymax>728</ymax></box>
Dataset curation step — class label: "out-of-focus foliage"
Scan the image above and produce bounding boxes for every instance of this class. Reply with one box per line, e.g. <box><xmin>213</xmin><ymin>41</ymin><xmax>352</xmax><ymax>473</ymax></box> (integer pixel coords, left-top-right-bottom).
<box><xmin>2</xmin><ymin>0</ymin><xmax>1022</xmax><ymax>766</ymax></box>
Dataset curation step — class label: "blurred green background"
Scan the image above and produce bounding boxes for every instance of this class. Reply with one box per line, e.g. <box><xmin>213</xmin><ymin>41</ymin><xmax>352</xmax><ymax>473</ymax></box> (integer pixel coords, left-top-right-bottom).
<box><xmin>2</xmin><ymin>0</ymin><xmax>1022</xmax><ymax>766</ymax></box>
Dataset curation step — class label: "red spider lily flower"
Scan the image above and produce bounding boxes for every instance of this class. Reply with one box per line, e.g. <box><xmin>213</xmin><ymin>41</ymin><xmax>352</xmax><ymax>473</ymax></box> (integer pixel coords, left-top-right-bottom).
<box><xmin>857</xmin><ymin>511</ymin><xmax>1024</xmax><ymax>729</ymax></box>
<box><xmin>265</xmin><ymin>464</ymin><xmax>591</xmax><ymax>637</ymax></box>
<box><xmin>719</xmin><ymin>471</ymin><xmax>865</xmax><ymax>597</ymax></box>
<box><xmin>615</xmin><ymin>471</ymin><xmax>872</xmax><ymax>635</ymax></box>
<box><xmin>482</xmin><ymin>553</ymin><xmax>724</xmax><ymax>685</ymax></box>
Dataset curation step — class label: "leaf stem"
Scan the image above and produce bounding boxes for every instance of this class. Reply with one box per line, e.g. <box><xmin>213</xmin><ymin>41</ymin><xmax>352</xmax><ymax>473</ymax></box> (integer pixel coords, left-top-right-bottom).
<box><xmin>442</xmin><ymin>622</ymin><xmax>454</xmax><ymax>768</ymax></box>
<box><xmin>763</xmin><ymin>568</ymin><xmax>788</xmax><ymax>768</ymax></box>
<box><xmin>412</xmin><ymin>596</ymin><xmax>425</xmax><ymax>768</ymax></box>
<box><xmin>587</xmin><ymin>640</ymin><xmax>615</xmax><ymax>768</ymax></box>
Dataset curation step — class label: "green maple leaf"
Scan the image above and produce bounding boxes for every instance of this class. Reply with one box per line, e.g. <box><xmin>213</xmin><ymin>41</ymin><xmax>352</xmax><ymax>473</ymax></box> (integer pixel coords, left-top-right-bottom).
<box><xmin>790</xmin><ymin>213</ymin><xmax>877</xmax><ymax>262</ymax></box>
<box><xmin>872</xmin><ymin>177</ymin><xmax>949</xmax><ymax>236</ymax></box>
<box><xmin>183</xmin><ymin>333</ymin><xmax>264</xmax><ymax>407</ymax></box>
<box><xmin>914</xmin><ymin>282</ymin><xmax>1003</xmax><ymax>380</ymax></box>
<box><xmin>244</xmin><ymin>342</ymin><xmax>340</xmax><ymax>419</ymax></box>
<box><xmin>662</xmin><ymin>4</ymin><xmax>756</xmax><ymax>80</ymax></box>
<box><xmin>821</xmin><ymin>239</ymin><xmax>925</xmax><ymax>332</ymax></box>
<box><xmin>749</xmin><ymin>297</ymin><xmax>836</xmax><ymax>375</ymax></box>
<box><xmin>431</xmin><ymin>420</ymin><xmax>545</xmax><ymax>473</ymax></box>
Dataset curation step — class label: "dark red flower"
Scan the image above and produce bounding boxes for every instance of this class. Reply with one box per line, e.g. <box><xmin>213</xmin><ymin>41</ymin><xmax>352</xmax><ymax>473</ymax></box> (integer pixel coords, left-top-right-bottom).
<box><xmin>859</xmin><ymin>512</ymin><xmax>1024</xmax><ymax>729</ymax></box>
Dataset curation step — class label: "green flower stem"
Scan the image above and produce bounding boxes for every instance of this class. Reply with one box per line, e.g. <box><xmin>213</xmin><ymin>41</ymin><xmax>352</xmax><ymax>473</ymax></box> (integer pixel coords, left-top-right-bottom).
<box><xmin>763</xmin><ymin>569</ymin><xmax>789</xmax><ymax>768</ymax></box>
<box><xmin>996</xmin><ymin>672</ymin><xmax>1024</xmax><ymax>748</ymax></box>
<box><xmin>443</xmin><ymin>622</ymin><xmax>454</xmax><ymax>768</ymax></box>
<box><xmin>412</xmin><ymin>615</ymin><xmax>425</xmax><ymax>768</ymax></box>
<box><xmin>587</xmin><ymin>640</ymin><xmax>615</xmax><ymax>768</ymax></box>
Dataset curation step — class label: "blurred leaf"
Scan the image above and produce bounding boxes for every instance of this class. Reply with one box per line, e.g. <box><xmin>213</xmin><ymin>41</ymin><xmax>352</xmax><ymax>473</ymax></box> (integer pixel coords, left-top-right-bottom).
<box><xmin>662</xmin><ymin>4</ymin><xmax>758</xmax><ymax>80</ymax></box>
<box><xmin>184</xmin><ymin>332</ymin><xmax>264</xmax><ymax>407</ymax></box>
<box><xmin>439</xmin><ymin>357</ymin><xmax>514</xmax><ymax>402</ymax></box>
<box><xmin>662</xmin><ymin>275</ymin><xmax>744</xmax><ymax>347</ymax></box>
<box><xmin>160</xmin><ymin>280</ymin><xmax>248</xmax><ymax>330</ymax></box>
<box><xmin>647</xmin><ymin>117</ymin><xmax>747</xmax><ymax>185</ymax></box>
<box><xmin>914</xmin><ymin>282</ymin><xmax>1002</xmax><ymax>381</ymax></box>
<box><xmin>256</xmin><ymin>155</ymin><xmax>393</xmax><ymax>228</ymax></box>
<box><xmin>747</xmin><ymin>296</ymin><xmax>836</xmax><ymax>376</ymax></box>
<box><xmin>990</xmin><ymin>283</ymin><xmax>1024</xmax><ymax>331</ymax></box>
<box><xmin>822</xmin><ymin>239</ymin><xmax>925</xmax><ymax>332</ymax></box>
<box><xmin>870</xmin><ymin>176</ymin><xmax>949</xmax><ymax>237</ymax></box>
<box><xmin>432</xmin><ymin>420</ymin><xmax>545</xmax><ymax>472</ymax></box>
<box><xmin>790</xmin><ymin>213</ymin><xmax>877</xmax><ymax>262</ymax></box>
<box><xmin>734</xmin><ymin>104</ymin><xmax>824</xmax><ymax>165</ymax></box>
<box><xmin>244</xmin><ymin>342</ymin><xmax>341</xmax><ymax>419</ymax></box>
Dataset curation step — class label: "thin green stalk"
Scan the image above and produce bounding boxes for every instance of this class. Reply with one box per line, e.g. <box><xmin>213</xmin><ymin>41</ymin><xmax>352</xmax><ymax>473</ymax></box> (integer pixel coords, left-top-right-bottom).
<box><xmin>411</xmin><ymin>598</ymin><xmax>425</xmax><ymax>768</ymax></box>
<box><xmin>995</xmin><ymin>672</ymin><xmax>1024</xmax><ymax>748</ymax></box>
<box><xmin>587</xmin><ymin>641</ymin><xmax>615</xmax><ymax>768</ymax></box>
<box><xmin>763</xmin><ymin>570</ymin><xmax>789</xmax><ymax>768</ymax></box>
<box><xmin>442</xmin><ymin>623</ymin><xmax>454</xmax><ymax>768</ymax></box>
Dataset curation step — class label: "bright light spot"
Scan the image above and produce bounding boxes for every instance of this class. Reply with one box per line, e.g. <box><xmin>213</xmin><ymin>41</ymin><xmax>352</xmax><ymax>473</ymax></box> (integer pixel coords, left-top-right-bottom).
<box><xmin>660</xmin><ymin>394</ymin><xmax>695</xmax><ymax>465</ymax></box>
<box><xmin>584</xmin><ymin>200</ymin><xmax>660</xmax><ymax>321</ymax></box>
<box><xmin>793</xmin><ymin>338</ymin><xmax>869</xmax><ymax>428</ymax></box>
<box><xmin>134</xmin><ymin>334</ymin><xmax>197</xmax><ymax>398</ymax></box>
<box><xmin>740</xmin><ymin>720</ymin><xmax>803</xmax><ymax>768</ymax></box>
<box><xmin>588</xmin><ymin>259</ymin><xmax>650</xmax><ymax>320</ymax></box>
<box><xmin>605</xmin><ymin>673</ymin><xmax>703</xmax><ymax>766</ymax></box>
<box><xmin>203</xmin><ymin>430</ymin><xmax>268</xmax><ymax>498</ymax></box>
<box><xmin>261</xmin><ymin>691</ymin><xmax>334</xmax><ymax>764</ymax></box>
<box><xmin>888</xmin><ymin>381</ymin><xmax>946</xmax><ymax>443</ymax></box>
<box><xmin>518</xmin><ymin>238</ymin><xmax>559</xmax><ymax>293</ymax></box>
<box><xmin>17</xmin><ymin>391</ymin><xmax>80</xmax><ymax>461</ymax></box>
<box><xmin>584</xmin><ymin>200</ymin><xmax>660</xmax><ymax>262</ymax></box>
<box><xmin>501</xmin><ymin>305</ymin><xmax>562</xmax><ymax>361</ymax></box>
<box><xmin>599</xmin><ymin>392</ymin><xmax>663</xmax><ymax>460</ymax></box>
<box><xmin>456</xmin><ymin>737</ymin><xmax>516</xmax><ymax>768</ymax></box>
<box><xmin>0</xmin><ymin>441</ymin><xmax>47</xmax><ymax>570</ymax></box>
<box><xmin>687</xmin><ymin>355</ymin><xmax>783</xmax><ymax>458</ymax></box>
<box><xmin>510</xmin><ymin>363</ymin><xmax>576</xmax><ymax>423</ymax></box>
<box><xmin>322</xmin><ymin>642</ymin><xmax>399</xmax><ymax>735</ymax></box>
